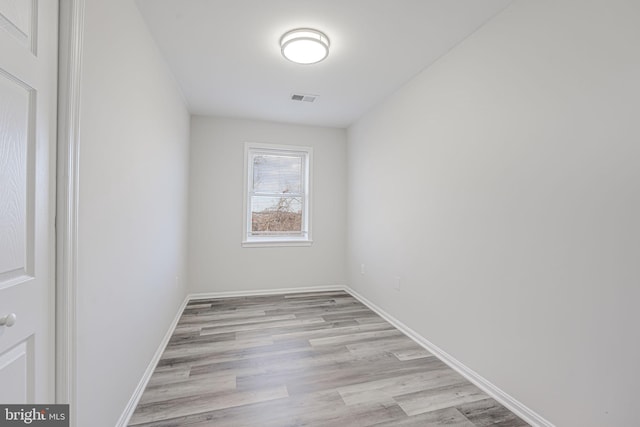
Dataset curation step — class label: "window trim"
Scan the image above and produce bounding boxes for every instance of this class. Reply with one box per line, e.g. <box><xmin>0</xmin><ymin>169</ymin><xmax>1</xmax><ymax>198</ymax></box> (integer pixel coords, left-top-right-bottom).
<box><xmin>242</xmin><ymin>142</ymin><xmax>313</xmax><ymax>247</ymax></box>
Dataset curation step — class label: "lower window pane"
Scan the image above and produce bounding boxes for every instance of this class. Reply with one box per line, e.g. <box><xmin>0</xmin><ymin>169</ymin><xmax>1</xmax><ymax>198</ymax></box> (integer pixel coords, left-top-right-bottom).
<box><xmin>251</xmin><ymin>196</ymin><xmax>303</xmax><ymax>235</ymax></box>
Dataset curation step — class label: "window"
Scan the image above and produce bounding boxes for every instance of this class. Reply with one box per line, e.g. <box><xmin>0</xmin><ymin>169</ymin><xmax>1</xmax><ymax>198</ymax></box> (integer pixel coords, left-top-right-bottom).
<box><xmin>243</xmin><ymin>143</ymin><xmax>312</xmax><ymax>247</ymax></box>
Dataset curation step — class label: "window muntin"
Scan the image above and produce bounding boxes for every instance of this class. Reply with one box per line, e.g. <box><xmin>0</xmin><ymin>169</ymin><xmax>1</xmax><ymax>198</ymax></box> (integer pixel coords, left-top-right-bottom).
<box><xmin>244</xmin><ymin>143</ymin><xmax>312</xmax><ymax>246</ymax></box>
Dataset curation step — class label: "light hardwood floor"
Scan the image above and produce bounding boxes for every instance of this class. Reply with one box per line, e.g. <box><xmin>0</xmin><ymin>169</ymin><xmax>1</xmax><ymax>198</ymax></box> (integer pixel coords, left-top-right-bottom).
<box><xmin>129</xmin><ymin>291</ymin><xmax>529</xmax><ymax>426</ymax></box>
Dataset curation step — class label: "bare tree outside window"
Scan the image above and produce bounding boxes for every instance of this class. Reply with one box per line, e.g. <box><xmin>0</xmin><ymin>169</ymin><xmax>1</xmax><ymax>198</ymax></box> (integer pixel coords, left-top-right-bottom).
<box><xmin>251</xmin><ymin>193</ymin><xmax>303</xmax><ymax>234</ymax></box>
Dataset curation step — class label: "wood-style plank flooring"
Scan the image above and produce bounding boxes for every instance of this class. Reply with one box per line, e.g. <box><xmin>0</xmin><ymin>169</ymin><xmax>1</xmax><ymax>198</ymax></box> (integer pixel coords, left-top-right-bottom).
<box><xmin>129</xmin><ymin>291</ymin><xmax>529</xmax><ymax>426</ymax></box>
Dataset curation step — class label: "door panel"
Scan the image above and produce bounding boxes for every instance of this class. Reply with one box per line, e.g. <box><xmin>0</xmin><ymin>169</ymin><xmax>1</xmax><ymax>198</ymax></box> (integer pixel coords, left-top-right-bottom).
<box><xmin>0</xmin><ymin>70</ymin><xmax>34</xmax><ymax>289</ymax></box>
<box><xmin>0</xmin><ymin>0</ymin><xmax>36</xmax><ymax>51</ymax></box>
<box><xmin>0</xmin><ymin>0</ymin><xmax>57</xmax><ymax>403</ymax></box>
<box><xmin>0</xmin><ymin>338</ymin><xmax>32</xmax><ymax>403</ymax></box>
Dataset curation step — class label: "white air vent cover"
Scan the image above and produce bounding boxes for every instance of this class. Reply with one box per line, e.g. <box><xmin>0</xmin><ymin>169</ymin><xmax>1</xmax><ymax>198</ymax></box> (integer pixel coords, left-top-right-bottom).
<box><xmin>291</xmin><ymin>93</ymin><xmax>318</xmax><ymax>103</ymax></box>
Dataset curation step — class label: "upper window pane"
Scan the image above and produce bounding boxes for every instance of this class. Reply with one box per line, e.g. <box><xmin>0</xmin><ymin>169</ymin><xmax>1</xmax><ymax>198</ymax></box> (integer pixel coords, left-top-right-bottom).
<box><xmin>252</xmin><ymin>154</ymin><xmax>303</xmax><ymax>194</ymax></box>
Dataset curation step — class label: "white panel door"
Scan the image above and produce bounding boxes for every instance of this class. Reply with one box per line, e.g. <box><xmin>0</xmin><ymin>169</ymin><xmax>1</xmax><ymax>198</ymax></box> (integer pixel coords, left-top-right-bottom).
<box><xmin>0</xmin><ymin>0</ymin><xmax>58</xmax><ymax>402</ymax></box>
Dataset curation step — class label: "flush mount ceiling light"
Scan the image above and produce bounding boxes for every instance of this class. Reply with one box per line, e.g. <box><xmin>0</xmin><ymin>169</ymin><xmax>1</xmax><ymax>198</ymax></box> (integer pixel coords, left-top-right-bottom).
<box><xmin>280</xmin><ymin>28</ymin><xmax>330</xmax><ymax>65</ymax></box>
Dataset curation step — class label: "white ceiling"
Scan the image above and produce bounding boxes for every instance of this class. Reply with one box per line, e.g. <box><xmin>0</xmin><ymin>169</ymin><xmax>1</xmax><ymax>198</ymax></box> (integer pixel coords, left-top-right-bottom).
<box><xmin>135</xmin><ymin>0</ymin><xmax>512</xmax><ymax>128</ymax></box>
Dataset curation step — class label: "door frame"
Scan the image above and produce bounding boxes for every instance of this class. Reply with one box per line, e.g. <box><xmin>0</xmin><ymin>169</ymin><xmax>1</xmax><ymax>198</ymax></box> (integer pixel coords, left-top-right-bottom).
<box><xmin>56</xmin><ymin>0</ymin><xmax>84</xmax><ymax>424</ymax></box>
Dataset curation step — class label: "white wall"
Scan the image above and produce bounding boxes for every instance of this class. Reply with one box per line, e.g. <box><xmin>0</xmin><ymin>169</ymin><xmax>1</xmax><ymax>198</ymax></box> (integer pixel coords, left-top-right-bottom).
<box><xmin>188</xmin><ymin>116</ymin><xmax>347</xmax><ymax>293</ymax></box>
<box><xmin>347</xmin><ymin>1</ymin><xmax>640</xmax><ymax>426</ymax></box>
<box><xmin>76</xmin><ymin>0</ymin><xmax>190</xmax><ymax>425</ymax></box>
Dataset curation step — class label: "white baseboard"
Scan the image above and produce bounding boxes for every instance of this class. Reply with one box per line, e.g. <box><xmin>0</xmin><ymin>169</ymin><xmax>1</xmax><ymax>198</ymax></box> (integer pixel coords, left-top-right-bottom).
<box><xmin>117</xmin><ymin>284</ymin><xmax>552</xmax><ymax>427</ymax></box>
<box><xmin>115</xmin><ymin>295</ymin><xmax>190</xmax><ymax>427</ymax></box>
<box><xmin>344</xmin><ymin>286</ymin><xmax>554</xmax><ymax>427</ymax></box>
<box><xmin>188</xmin><ymin>284</ymin><xmax>345</xmax><ymax>300</ymax></box>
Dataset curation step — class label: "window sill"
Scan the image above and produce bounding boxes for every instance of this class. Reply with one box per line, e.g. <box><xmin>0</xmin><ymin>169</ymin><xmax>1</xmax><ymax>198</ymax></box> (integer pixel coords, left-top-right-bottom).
<box><xmin>242</xmin><ymin>239</ymin><xmax>313</xmax><ymax>248</ymax></box>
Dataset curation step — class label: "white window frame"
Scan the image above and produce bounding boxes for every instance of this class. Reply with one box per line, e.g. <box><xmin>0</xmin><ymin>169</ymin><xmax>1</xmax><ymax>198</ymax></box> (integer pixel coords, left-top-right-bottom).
<box><xmin>243</xmin><ymin>142</ymin><xmax>313</xmax><ymax>247</ymax></box>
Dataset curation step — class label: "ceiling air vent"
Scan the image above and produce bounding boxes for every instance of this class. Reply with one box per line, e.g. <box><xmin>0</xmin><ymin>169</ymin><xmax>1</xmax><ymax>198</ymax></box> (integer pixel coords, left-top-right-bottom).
<box><xmin>291</xmin><ymin>93</ymin><xmax>318</xmax><ymax>103</ymax></box>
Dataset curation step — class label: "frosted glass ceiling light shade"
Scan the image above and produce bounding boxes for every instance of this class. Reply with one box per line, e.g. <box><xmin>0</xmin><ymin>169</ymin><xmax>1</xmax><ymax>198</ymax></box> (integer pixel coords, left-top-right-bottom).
<box><xmin>280</xmin><ymin>28</ymin><xmax>330</xmax><ymax>64</ymax></box>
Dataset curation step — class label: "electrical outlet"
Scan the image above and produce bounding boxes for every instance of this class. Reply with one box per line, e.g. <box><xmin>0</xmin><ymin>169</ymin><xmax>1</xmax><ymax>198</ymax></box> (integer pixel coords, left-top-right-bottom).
<box><xmin>360</xmin><ymin>264</ymin><xmax>365</xmax><ymax>275</ymax></box>
<box><xmin>393</xmin><ymin>276</ymin><xmax>401</xmax><ymax>291</ymax></box>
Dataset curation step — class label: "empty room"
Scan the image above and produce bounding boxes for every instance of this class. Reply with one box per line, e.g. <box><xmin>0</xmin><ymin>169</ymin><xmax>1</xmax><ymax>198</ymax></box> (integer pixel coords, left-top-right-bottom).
<box><xmin>0</xmin><ymin>0</ymin><xmax>638</xmax><ymax>426</ymax></box>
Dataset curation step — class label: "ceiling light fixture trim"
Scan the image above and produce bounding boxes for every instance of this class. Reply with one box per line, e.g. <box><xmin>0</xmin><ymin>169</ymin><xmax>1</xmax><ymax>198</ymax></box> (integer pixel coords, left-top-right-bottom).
<box><xmin>280</xmin><ymin>28</ymin><xmax>330</xmax><ymax>65</ymax></box>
